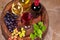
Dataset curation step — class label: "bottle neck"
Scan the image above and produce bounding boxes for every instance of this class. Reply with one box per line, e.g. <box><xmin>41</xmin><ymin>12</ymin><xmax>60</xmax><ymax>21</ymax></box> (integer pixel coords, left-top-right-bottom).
<box><xmin>34</xmin><ymin>0</ymin><xmax>40</xmax><ymax>6</ymax></box>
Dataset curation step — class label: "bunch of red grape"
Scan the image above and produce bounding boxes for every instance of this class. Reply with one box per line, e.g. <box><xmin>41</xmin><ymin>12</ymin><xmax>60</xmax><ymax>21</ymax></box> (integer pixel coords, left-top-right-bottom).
<box><xmin>4</xmin><ymin>12</ymin><xmax>18</xmax><ymax>32</ymax></box>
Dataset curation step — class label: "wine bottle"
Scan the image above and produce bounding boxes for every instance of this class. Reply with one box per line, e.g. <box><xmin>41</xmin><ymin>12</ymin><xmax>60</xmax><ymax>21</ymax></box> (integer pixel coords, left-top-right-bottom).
<box><xmin>31</xmin><ymin>0</ymin><xmax>41</xmax><ymax>11</ymax></box>
<box><xmin>31</xmin><ymin>0</ymin><xmax>42</xmax><ymax>18</ymax></box>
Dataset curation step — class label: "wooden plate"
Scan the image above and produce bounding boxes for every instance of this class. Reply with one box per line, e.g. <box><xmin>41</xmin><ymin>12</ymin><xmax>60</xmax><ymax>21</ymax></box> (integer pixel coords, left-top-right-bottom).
<box><xmin>1</xmin><ymin>0</ymin><xmax>49</xmax><ymax>40</ymax></box>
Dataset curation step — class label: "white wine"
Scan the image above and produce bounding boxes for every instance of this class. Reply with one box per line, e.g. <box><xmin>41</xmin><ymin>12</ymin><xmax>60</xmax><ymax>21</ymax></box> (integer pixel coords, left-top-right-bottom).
<box><xmin>11</xmin><ymin>2</ymin><xmax>23</xmax><ymax>15</ymax></box>
<box><xmin>19</xmin><ymin>0</ymin><xmax>30</xmax><ymax>4</ymax></box>
<box><xmin>19</xmin><ymin>0</ymin><xmax>32</xmax><ymax>11</ymax></box>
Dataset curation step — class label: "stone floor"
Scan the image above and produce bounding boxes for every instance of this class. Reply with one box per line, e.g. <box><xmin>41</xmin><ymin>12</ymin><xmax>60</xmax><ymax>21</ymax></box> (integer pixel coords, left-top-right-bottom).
<box><xmin>0</xmin><ymin>0</ymin><xmax>60</xmax><ymax>40</ymax></box>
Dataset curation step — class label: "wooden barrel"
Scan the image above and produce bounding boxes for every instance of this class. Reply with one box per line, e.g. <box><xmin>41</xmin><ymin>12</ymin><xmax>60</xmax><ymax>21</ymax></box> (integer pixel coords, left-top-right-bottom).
<box><xmin>1</xmin><ymin>0</ymin><xmax>49</xmax><ymax>40</ymax></box>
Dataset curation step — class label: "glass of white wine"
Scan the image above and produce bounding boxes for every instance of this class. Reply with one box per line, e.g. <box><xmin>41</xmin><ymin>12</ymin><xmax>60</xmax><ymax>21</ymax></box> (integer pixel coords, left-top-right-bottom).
<box><xmin>11</xmin><ymin>2</ymin><xmax>23</xmax><ymax>15</ymax></box>
<box><xmin>19</xmin><ymin>0</ymin><xmax>32</xmax><ymax>11</ymax></box>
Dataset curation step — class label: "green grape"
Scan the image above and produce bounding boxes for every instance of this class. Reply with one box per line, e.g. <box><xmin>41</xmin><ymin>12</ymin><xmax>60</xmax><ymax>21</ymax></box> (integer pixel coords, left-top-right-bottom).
<box><xmin>38</xmin><ymin>22</ymin><xmax>43</xmax><ymax>26</ymax></box>
<box><xmin>33</xmin><ymin>24</ymin><xmax>39</xmax><ymax>31</ymax></box>
<box><xmin>30</xmin><ymin>22</ymin><xmax>46</xmax><ymax>40</ymax></box>
<box><xmin>41</xmin><ymin>25</ymin><xmax>46</xmax><ymax>32</ymax></box>
<box><xmin>37</xmin><ymin>29</ymin><xmax>42</xmax><ymax>38</ymax></box>
<box><xmin>30</xmin><ymin>33</ymin><xmax>36</xmax><ymax>40</ymax></box>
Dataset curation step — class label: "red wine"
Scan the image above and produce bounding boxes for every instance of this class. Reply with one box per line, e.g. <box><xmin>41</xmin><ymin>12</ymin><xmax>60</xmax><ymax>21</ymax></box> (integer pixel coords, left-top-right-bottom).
<box><xmin>21</xmin><ymin>12</ymin><xmax>32</xmax><ymax>25</ymax></box>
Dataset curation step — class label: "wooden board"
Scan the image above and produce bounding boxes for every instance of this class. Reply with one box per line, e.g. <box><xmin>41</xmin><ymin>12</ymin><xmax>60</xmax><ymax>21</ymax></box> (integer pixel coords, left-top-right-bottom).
<box><xmin>1</xmin><ymin>0</ymin><xmax>49</xmax><ymax>40</ymax></box>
